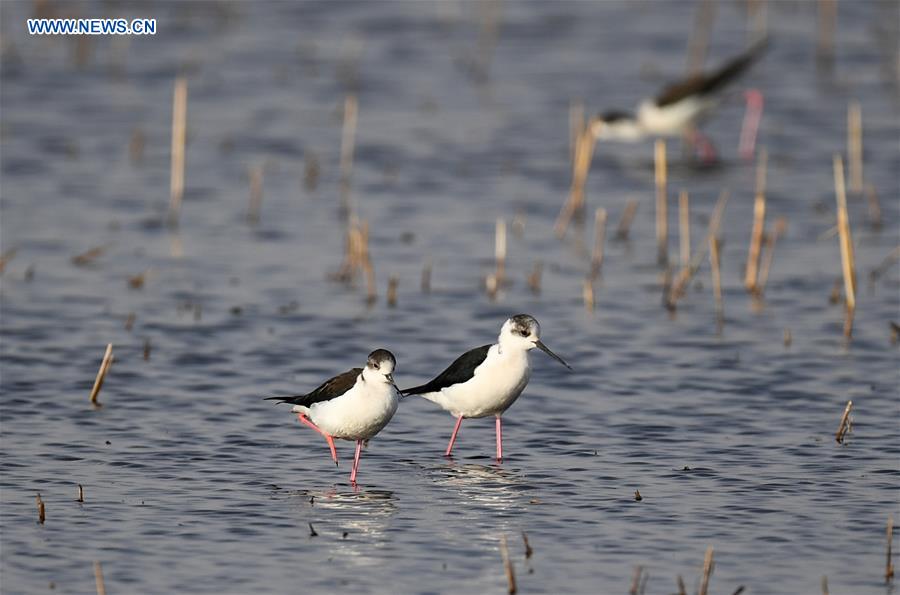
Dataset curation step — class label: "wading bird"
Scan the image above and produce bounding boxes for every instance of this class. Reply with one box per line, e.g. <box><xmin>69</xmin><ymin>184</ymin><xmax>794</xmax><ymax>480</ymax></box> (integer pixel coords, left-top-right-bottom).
<box><xmin>266</xmin><ymin>349</ymin><xmax>400</xmax><ymax>484</ymax></box>
<box><xmin>403</xmin><ymin>315</ymin><xmax>571</xmax><ymax>461</ymax></box>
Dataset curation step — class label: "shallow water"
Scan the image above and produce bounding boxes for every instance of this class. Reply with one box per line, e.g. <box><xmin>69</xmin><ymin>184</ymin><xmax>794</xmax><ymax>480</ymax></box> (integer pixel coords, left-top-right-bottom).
<box><xmin>1</xmin><ymin>1</ymin><xmax>899</xmax><ymax>593</ymax></box>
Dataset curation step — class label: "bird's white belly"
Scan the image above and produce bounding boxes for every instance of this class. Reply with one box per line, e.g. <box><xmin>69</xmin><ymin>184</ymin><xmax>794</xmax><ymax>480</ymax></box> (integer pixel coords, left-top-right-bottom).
<box><xmin>296</xmin><ymin>383</ymin><xmax>399</xmax><ymax>440</ymax></box>
<box><xmin>431</xmin><ymin>353</ymin><xmax>531</xmax><ymax>418</ymax></box>
<box><xmin>638</xmin><ymin>97</ymin><xmax>712</xmax><ymax>136</ymax></box>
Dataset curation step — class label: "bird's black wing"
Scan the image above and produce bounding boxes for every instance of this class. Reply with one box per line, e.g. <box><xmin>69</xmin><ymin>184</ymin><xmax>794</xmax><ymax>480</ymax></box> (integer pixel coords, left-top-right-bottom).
<box><xmin>402</xmin><ymin>345</ymin><xmax>491</xmax><ymax>395</ymax></box>
<box><xmin>264</xmin><ymin>368</ymin><xmax>362</xmax><ymax>408</ymax></box>
<box><xmin>655</xmin><ymin>38</ymin><xmax>768</xmax><ymax>107</ymax></box>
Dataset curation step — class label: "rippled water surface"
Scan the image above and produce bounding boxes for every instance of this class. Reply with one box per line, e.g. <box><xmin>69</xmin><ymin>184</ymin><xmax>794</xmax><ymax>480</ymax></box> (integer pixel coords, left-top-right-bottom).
<box><xmin>2</xmin><ymin>1</ymin><xmax>899</xmax><ymax>593</ymax></box>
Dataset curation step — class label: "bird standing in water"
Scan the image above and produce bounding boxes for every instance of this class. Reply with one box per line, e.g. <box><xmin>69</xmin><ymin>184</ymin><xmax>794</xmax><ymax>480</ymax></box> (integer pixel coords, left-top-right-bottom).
<box><xmin>403</xmin><ymin>315</ymin><xmax>571</xmax><ymax>461</ymax></box>
<box><xmin>266</xmin><ymin>349</ymin><xmax>400</xmax><ymax>484</ymax></box>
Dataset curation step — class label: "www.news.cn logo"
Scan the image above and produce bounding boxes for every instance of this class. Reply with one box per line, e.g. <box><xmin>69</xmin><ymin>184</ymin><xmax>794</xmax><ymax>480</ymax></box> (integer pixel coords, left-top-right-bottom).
<box><xmin>27</xmin><ymin>18</ymin><xmax>156</xmax><ymax>35</ymax></box>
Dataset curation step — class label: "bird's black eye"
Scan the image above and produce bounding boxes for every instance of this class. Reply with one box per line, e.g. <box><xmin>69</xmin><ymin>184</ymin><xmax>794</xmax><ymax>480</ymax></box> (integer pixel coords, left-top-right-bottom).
<box><xmin>372</xmin><ymin>363</ymin><xmax>380</xmax><ymax>369</ymax></box>
<box><xmin>517</xmin><ymin>329</ymin><xmax>529</xmax><ymax>337</ymax></box>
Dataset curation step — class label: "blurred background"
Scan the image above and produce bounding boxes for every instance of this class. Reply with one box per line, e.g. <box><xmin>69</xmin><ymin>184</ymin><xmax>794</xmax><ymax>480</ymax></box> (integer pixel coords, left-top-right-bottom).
<box><xmin>1</xmin><ymin>1</ymin><xmax>898</xmax><ymax>593</ymax></box>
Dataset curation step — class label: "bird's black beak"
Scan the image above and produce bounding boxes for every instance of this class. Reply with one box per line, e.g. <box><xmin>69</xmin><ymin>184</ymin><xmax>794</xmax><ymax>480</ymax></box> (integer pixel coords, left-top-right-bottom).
<box><xmin>534</xmin><ymin>340</ymin><xmax>572</xmax><ymax>370</ymax></box>
<box><xmin>386</xmin><ymin>373</ymin><xmax>395</xmax><ymax>384</ymax></box>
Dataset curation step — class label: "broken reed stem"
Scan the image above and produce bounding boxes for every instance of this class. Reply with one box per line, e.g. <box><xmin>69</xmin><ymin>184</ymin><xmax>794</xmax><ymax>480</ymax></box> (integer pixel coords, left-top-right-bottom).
<box><xmin>247</xmin><ymin>164</ymin><xmax>263</xmax><ymax>224</ymax></box>
<box><xmin>745</xmin><ymin>149</ymin><xmax>767</xmax><ymax>292</ymax></box>
<box><xmin>71</xmin><ymin>245</ymin><xmax>107</xmax><ymax>266</ymax></box>
<box><xmin>521</xmin><ymin>531</ymin><xmax>533</xmax><ymax>559</ymax></box>
<box><xmin>499</xmin><ymin>534</ymin><xmax>517</xmax><ymax>594</ymax></box>
<box><xmin>77</xmin><ymin>484</ymin><xmax>84</xmax><ymax>503</ymax></box>
<box><xmin>848</xmin><ymin>101</ymin><xmax>863</xmax><ymax>194</ymax></box>
<box><xmin>698</xmin><ymin>546</ymin><xmax>715</xmax><ymax>595</ymax></box>
<box><xmin>835</xmin><ymin>400</ymin><xmax>853</xmax><ymax>444</ymax></box>
<box><xmin>821</xmin><ymin>575</ymin><xmax>830</xmax><ymax>595</ymax></box>
<box><xmin>687</xmin><ymin>0</ymin><xmax>716</xmax><ymax>75</ymax></box>
<box><xmin>554</xmin><ymin>125</ymin><xmax>595</xmax><ymax>238</ymax></box>
<box><xmin>495</xmin><ymin>218</ymin><xmax>507</xmax><ymax>284</ymax></box>
<box><xmin>756</xmin><ymin>217</ymin><xmax>788</xmax><ymax>296</ymax></box>
<box><xmin>387</xmin><ymin>276</ymin><xmax>398</xmax><ymax>308</ymax></box>
<box><xmin>485</xmin><ymin>273</ymin><xmax>499</xmax><ymax>301</ymax></box>
<box><xmin>870</xmin><ymin>245</ymin><xmax>900</xmax><ymax>283</ymax></box>
<box><xmin>569</xmin><ymin>98</ymin><xmax>584</xmax><ymax>163</ymax></box>
<box><xmin>339</xmin><ymin>94</ymin><xmax>358</xmax><ymax>216</ymax></box>
<box><xmin>710</xmin><ymin>235</ymin><xmax>723</xmax><ymax>331</ymax></box>
<box><xmin>676</xmin><ymin>575</ymin><xmax>687</xmax><ymax>595</ymax></box>
<box><xmin>0</xmin><ymin>248</ymin><xmax>16</xmax><ymax>274</ymax></box>
<box><xmin>615</xmin><ymin>198</ymin><xmax>639</xmax><ymax>241</ymax></box>
<box><xmin>865</xmin><ymin>184</ymin><xmax>882</xmax><ymax>230</ymax></box>
<box><xmin>888</xmin><ymin>515</ymin><xmax>895</xmax><ymax>583</ymax></box>
<box><xmin>668</xmin><ymin>190</ymin><xmax>728</xmax><ymax>307</ymax></box>
<box><xmin>591</xmin><ymin>208</ymin><xmax>607</xmax><ymax>279</ymax></box>
<box><xmin>678</xmin><ymin>190</ymin><xmax>690</xmax><ymax>269</ymax></box>
<box><xmin>833</xmin><ymin>155</ymin><xmax>857</xmax><ymax>339</ymax></box>
<box><xmin>655</xmin><ymin>139</ymin><xmax>668</xmax><ymax>265</ymax></box>
<box><xmin>527</xmin><ymin>262</ymin><xmax>542</xmax><ymax>295</ymax></box>
<box><xmin>583</xmin><ymin>277</ymin><xmax>595</xmax><ymax>313</ymax></box>
<box><xmin>36</xmin><ymin>493</ymin><xmax>45</xmax><ymax>524</ymax></box>
<box><xmin>421</xmin><ymin>259</ymin><xmax>432</xmax><ymax>293</ymax></box>
<box><xmin>169</xmin><ymin>76</ymin><xmax>187</xmax><ymax>225</ymax></box>
<box><xmin>361</xmin><ymin>222</ymin><xmax>376</xmax><ymax>305</ymax></box>
<box><xmin>89</xmin><ymin>344</ymin><xmax>114</xmax><ymax>405</ymax></box>
<box><xmin>816</xmin><ymin>0</ymin><xmax>836</xmax><ymax>70</ymax></box>
<box><xmin>94</xmin><ymin>561</ymin><xmax>106</xmax><ymax>595</ymax></box>
<box><xmin>629</xmin><ymin>565</ymin><xmax>644</xmax><ymax>595</ymax></box>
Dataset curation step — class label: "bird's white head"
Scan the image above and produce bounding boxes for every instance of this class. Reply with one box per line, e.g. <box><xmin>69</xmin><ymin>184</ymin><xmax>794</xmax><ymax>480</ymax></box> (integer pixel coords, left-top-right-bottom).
<box><xmin>590</xmin><ymin>111</ymin><xmax>645</xmax><ymax>142</ymax></box>
<box><xmin>363</xmin><ymin>349</ymin><xmax>396</xmax><ymax>384</ymax></box>
<box><xmin>498</xmin><ymin>314</ymin><xmax>572</xmax><ymax>370</ymax></box>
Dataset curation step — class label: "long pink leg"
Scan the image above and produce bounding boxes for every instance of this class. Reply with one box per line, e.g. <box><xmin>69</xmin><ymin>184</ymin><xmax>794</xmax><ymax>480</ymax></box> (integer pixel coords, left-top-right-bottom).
<box><xmin>495</xmin><ymin>416</ymin><xmax>503</xmax><ymax>461</ymax></box>
<box><xmin>739</xmin><ymin>88</ymin><xmax>764</xmax><ymax>161</ymax></box>
<box><xmin>444</xmin><ymin>416</ymin><xmax>464</xmax><ymax>457</ymax></box>
<box><xmin>349</xmin><ymin>439</ymin><xmax>363</xmax><ymax>484</ymax></box>
<box><xmin>297</xmin><ymin>414</ymin><xmax>339</xmax><ymax>466</ymax></box>
<box><xmin>687</xmin><ymin>128</ymin><xmax>718</xmax><ymax>164</ymax></box>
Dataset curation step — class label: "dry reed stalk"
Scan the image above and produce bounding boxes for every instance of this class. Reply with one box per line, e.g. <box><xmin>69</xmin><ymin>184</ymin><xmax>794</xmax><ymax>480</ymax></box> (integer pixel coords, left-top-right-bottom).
<box><xmin>687</xmin><ymin>0</ymin><xmax>716</xmax><ymax>74</ymax></box>
<box><xmin>527</xmin><ymin>262</ymin><xmax>542</xmax><ymax>295</ymax></box>
<box><xmin>629</xmin><ymin>566</ymin><xmax>643</xmax><ymax>595</ymax></box>
<box><xmin>816</xmin><ymin>0</ymin><xmax>836</xmax><ymax>70</ymax></box>
<box><xmin>360</xmin><ymin>222</ymin><xmax>376</xmax><ymax>305</ymax></box>
<box><xmin>339</xmin><ymin>94</ymin><xmax>358</xmax><ymax>216</ymax></box>
<box><xmin>710</xmin><ymin>236</ymin><xmax>723</xmax><ymax>332</ymax></box>
<box><xmin>835</xmin><ymin>400</ymin><xmax>853</xmax><ymax>444</ymax></box>
<box><xmin>77</xmin><ymin>484</ymin><xmax>84</xmax><ymax>503</ymax></box>
<box><xmin>304</xmin><ymin>151</ymin><xmax>320</xmax><ymax>192</ymax></box>
<box><xmin>124</xmin><ymin>313</ymin><xmax>135</xmax><ymax>331</ymax></box>
<box><xmin>755</xmin><ymin>216</ymin><xmax>788</xmax><ymax>296</ymax></box>
<box><xmin>583</xmin><ymin>277</ymin><xmax>595</xmax><ymax>313</ymax></box>
<box><xmin>387</xmin><ymin>276</ymin><xmax>398</xmax><ymax>308</ymax></box>
<box><xmin>591</xmin><ymin>208</ymin><xmax>607</xmax><ymax>279</ymax></box>
<box><xmin>129</xmin><ymin>128</ymin><xmax>145</xmax><ymax>164</ymax></box>
<box><xmin>570</xmin><ymin>99</ymin><xmax>584</xmax><ymax>163</ymax></box>
<box><xmin>0</xmin><ymin>248</ymin><xmax>16</xmax><ymax>274</ymax></box>
<box><xmin>698</xmin><ymin>546</ymin><xmax>714</xmax><ymax>595</ymax></box>
<box><xmin>676</xmin><ymin>575</ymin><xmax>687</xmax><ymax>595</ymax></box>
<box><xmin>784</xmin><ymin>328</ymin><xmax>792</xmax><ymax>347</ymax></box>
<box><xmin>888</xmin><ymin>515</ymin><xmax>896</xmax><ymax>583</ymax></box>
<box><xmin>890</xmin><ymin>322</ymin><xmax>899</xmax><ymax>345</ymax></box>
<box><xmin>678</xmin><ymin>190</ymin><xmax>691</xmax><ymax>269</ymax></box>
<box><xmin>554</xmin><ymin>125</ymin><xmax>595</xmax><ymax>238</ymax></box>
<box><xmin>668</xmin><ymin>191</ymin><xmax>728</xmax><ymax>307</ymax></box>
<box><xmin>495</xmin><ymin>218</ymin><xmax>507</xmax><ymax>285</ymax></box>
<box><xmin>521</xmin><ymin>532</ymin><xmax>533</xmax><ymax>559</ymax></box>
<box><xmin>143</xmin><ymin>339</ymin><xmax>151</xmax><ymax>361</ymax></box>
<box><xmin>634</xmin><ymin>490</ymin><xmax>643</xmax><ymax>501</ymax></box>
<box><xmin>870</xmin><ymin>245</ymin><xmax>900</xmax><ymax>283</ymax></box>
<box><xmin>655</xmin><ymin>139</ymin><xmax>668</xmax><ymax>265</ymax></box>
<box><xmin>615</xmin><ymin>198</ymin><xmax>639</xmax><ymax>241</ymax></box>
<box><xmin>72</xmin><ymin>246</ymin><xmax>107</xmax><ymax>266</ymax></box>
<box><xmin>247</xmin><ymin>164</ymin><xmax>264</xmax><ymax>224</ymax></box>
<box><xmin>89</xmin><ymin>344</ymin><xmax>114</xmax><ymax>406</ymax></box>
<box><xmin>848</xmin><ymin>101</ymin><xmax>863</xmax><ymax>194</ymax></box>
<box><xmin>821</xmin><ymin>575</ymin><xmax>830</xmax><ymax>595</ymax></box>
<box><xmin>169</xmin><ymin>76</ymin><xmax>187</xmax><ymax>225</ymax></box>
<box><xmin>865</xmin><ymin>184</ymin><xmax>882</xmax><ymax>230</ymax></box>
<box><xmin>485</xmin><ymin>273</ymin><xmax>498</xmax><ymax>302</ymax></box>
<box><xmin>128</xmin><ymin>269</ymin><xmax>153</xmax><ymax>290</ymax></box>
<box><xmin>833</xmin><ymin>155</ymin><xmax>857</xmax><ymax>338</ymax></box>
<box><xmin>421</xmin><ymin>260</ymin><xmax>432</xmax><ymax>293</ymax></box>
<box><xmin>499</xmin><ymin>534</ymin><xmax>517</xmax><ymax>594</ymax></box>
<box><xmin>36</xmin><ymin>493</ymin><xmax>45</xmax><ymax>524</ymax></box>
<box><xmin>744</xmin><ymin>149</ymin><xmax>768</xmax><ymax>292</ymax></box>
<box><xmin>94</xmin><ymin>561</ymin><xmax>106</xmax><ymax>595</ymax></box>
